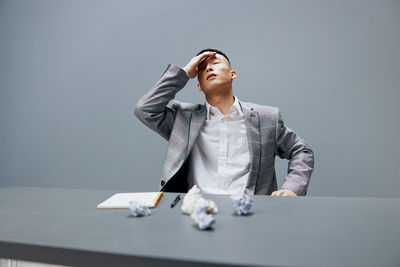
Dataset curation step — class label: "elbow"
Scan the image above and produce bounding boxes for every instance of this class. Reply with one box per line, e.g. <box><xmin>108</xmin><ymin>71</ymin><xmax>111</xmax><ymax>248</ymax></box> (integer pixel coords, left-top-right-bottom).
<box><xmin>296</xmin><ymin>146</ymin><xmax>315</xmax><ymax>171</ymax></box>
<box><xmin>134</xmin><ymin>102</ymin><xmax>147</xmax><ymax>119</ymax></box>
<box><xmin>134</xmin><ymin>104</ymin><xmax>142</xmax><ymax>118</ymax></box>
<box><xmin>290</xmin><ymin>143</ymin><xmax>315</xmax><ymax>167</ymax></box>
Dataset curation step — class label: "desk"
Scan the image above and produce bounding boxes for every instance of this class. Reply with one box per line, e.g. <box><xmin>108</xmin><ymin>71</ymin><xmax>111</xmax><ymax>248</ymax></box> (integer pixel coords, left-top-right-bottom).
<box><xmin>0</xmin><ymin>186</ymin><xmax>399</xmax><ymax>266</ymax></box>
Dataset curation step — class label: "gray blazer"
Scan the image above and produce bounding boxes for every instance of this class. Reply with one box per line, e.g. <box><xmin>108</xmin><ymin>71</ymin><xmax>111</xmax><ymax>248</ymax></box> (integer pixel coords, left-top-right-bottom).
<box><xmin>135</xmin><ymin>64</ymin><xmax>314</xmax><ymax>196</ymax></box>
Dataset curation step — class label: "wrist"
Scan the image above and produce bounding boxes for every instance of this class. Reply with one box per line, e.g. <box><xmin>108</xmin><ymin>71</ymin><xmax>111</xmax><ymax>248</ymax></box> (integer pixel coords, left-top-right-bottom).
<box><xmin>183</xmin><ymin>65</ymin><xmax>196</xmax><ymax>79</ymax></box>
<box><xmin>183</xmin><ymin>66</ymin><xmax>189</xmax><ymax>76</ymax></box>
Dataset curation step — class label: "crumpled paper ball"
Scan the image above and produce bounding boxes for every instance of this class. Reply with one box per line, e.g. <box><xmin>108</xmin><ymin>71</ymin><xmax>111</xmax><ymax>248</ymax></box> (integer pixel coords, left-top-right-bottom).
<box><xmin>181</xmin><ymin>185</ymin><xmax>218</xmax><ymax>215</ymax></box>
<box><xmin>190</xmin><ymin>203</ymin><xmax>215</xmax><ymax>230</ymax></box>
<box><xmin>129</xmin><ymin>200</ymin><xmax>151</xmax><ymax>217</ymax></box>
<box><xmin>230</xmin><ymin>193</ymin><xmax>253</xmax><ymax>215</ymax></box>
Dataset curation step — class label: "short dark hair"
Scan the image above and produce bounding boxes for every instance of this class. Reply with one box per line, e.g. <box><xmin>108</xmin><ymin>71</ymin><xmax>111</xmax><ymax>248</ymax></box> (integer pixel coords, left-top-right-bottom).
<box><xmin>196</xmin><ymin>48</ymin><xmax>231</xmax><ymax>65</ymax></box>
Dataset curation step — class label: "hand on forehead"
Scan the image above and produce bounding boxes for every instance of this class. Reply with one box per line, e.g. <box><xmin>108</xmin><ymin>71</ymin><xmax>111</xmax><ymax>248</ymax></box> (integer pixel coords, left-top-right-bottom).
<box><xmin>198</xmin><ymin>55</ymin><xmax>216</xmax><ymax>67</ymax></box>
<box><xmin>198</xmin><ymin>53</ymin><xmax>229</xmax><ymax>69</ymax></box>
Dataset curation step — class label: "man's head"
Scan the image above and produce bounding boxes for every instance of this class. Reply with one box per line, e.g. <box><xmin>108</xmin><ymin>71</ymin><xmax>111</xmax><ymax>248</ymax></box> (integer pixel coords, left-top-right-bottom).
<box><xmin>196</xmin><ymin>48</ymin><xmax>236</xmax><ymax>96</ymax></box>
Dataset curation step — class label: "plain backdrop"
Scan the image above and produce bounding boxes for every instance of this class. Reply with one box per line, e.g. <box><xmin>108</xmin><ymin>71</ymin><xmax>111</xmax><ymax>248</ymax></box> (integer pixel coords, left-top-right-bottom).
<box><xmin>1</xmin><ymin>0</ymin><xmax>399</xmax><ymax>197</ymax></box>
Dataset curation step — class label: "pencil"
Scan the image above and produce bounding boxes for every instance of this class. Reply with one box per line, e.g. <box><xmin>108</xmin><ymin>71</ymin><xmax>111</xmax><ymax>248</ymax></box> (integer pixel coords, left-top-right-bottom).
<box><xmin>152</xmin><ymin>191</ymin><xmax>164</xmax><ymax>208</ymax></box>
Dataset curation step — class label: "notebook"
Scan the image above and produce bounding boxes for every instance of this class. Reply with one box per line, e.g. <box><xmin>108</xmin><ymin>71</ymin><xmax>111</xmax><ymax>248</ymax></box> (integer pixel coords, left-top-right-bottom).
<box><xmin>96</xmin><ymin>192</ymin><xmax>163</xmax><ymax>209</ymax></box>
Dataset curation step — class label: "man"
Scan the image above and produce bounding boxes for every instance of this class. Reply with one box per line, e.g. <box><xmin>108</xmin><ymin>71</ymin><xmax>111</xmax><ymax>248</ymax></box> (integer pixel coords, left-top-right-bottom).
<box><xmin>135</xmin><ymin>49</ymin><xmax>314</xmax><ymax>196</ymax></box>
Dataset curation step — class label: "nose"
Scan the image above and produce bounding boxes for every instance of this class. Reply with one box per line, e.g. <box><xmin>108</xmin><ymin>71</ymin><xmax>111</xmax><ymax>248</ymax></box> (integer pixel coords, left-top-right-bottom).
<box><xmin>206</xmin><ymin>64</ymin><xmax>213</xmax><ymax>72</ymax></box>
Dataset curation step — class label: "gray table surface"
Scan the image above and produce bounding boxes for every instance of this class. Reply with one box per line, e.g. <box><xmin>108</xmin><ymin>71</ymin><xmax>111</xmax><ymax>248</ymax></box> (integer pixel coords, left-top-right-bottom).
<box><xmin>0</xmin><ymin>186</ymin><xmax>399</xmax><ymax>267</ymax></box>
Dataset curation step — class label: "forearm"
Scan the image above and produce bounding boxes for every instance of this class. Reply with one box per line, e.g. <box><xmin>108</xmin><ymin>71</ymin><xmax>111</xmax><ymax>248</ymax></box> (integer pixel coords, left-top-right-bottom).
<box><xmin>135</xmin><ymin>51</ymin><xmax>216</xmax><ymax>119</ymax></box>
<box><xmin>275</xmin><ymin>110</ymin><xmax>314</xmax><ymax>196</ymax></box>
<box><xmin>281</xmin><ymin>144</ymin><xmax>314</xmax><ymax>196</ymax></box>
<box><xmin>135</xmin><ymin>64</ymin><xmax>188</xmax><ymax>115</ymax></box>
<box><xmin>134</xmin><ymin>64</ymin><xmax>189</xmax><ymax>140</ymax></box>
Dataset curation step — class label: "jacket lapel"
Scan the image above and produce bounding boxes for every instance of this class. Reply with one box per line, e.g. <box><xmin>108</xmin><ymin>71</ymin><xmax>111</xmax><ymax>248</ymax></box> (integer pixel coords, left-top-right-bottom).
<box><xmin>241</xmin><ymin>103</ymin><xmax>261</xmax><ymax>195</ymax></box>
<box><xmin>186</xmin><ymin>105</ymin><xmax>207</xmax><ymax>159</ymax></box>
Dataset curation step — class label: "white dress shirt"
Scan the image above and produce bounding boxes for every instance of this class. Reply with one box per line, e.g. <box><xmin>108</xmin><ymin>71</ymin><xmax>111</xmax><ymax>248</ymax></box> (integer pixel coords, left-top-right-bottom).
<box><xmin>188</xmin><ymin>96</ymin><xmax>251</xmax><ymax>195</ymax></box>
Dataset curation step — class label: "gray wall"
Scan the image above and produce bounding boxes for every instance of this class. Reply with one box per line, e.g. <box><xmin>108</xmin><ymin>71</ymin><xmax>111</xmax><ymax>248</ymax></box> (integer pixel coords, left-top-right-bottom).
<box><xmin>1</xmin><ymin>0</ymin><xmax>399</xmax><ymax>197</ymax></box>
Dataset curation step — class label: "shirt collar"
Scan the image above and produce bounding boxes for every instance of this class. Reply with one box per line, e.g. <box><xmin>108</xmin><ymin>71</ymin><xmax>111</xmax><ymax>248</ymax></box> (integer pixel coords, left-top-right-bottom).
<box><xmin>205</xmin><ymin>96</ymin><xmax>243</xmax><ymax>120</ymax></box>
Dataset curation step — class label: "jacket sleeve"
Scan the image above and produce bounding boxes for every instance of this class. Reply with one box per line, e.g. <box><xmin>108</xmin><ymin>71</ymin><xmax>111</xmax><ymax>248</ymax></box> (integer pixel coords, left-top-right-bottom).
<box><xmin>275</xmin><ymin>110</ymin><xmax>314</xmax><ymax>196</ymax></box>
<box><xmin>134</xmin><ymin>64</ymin><xmax>189</xmax><ymax>141</ymax></box>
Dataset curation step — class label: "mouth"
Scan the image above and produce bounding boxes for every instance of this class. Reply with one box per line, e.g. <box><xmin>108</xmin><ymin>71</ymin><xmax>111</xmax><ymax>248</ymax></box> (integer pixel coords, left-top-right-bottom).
<box><xmin>206</xmin><ymin>73</ymin><xmax>217</xmax><ymax>80</ymax></box>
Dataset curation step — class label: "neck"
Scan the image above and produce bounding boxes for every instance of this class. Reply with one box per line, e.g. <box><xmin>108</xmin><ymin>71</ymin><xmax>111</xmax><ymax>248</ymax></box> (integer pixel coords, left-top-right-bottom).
<box><xmin>206</xmin><ymin>91</ymin><xmax>235</xmax><ymax>115</ymax></box>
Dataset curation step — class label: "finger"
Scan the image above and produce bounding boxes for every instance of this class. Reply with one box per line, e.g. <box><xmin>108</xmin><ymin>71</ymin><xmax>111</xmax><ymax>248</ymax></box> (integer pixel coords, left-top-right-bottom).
<box><xmin>198</xmin><ymin>52</ymin><xmax>216</xmax><ymax>62</ymax></box>
<box><xmin>272</xmin><ymin>191</ymin><xmax>282</xmax><ymax>196</ymax></box>
<box><xmin>195</xmin><ymin>52</ymin><xmax>217</xmax><ymax>69</ymax></box>
<box><xmin>283</xmin><ymin>189</ymin><xmax>296</xmax><ymax>196</ymax></box>
<box><xmin>278</xmin><ymin>190</ymin><xmax>285</xmax><ymax>196</ymax></box>
<box><xmin>200</xmin><ymin>51</ymin><xmax>217</xmax><ymax>57</ymax></box>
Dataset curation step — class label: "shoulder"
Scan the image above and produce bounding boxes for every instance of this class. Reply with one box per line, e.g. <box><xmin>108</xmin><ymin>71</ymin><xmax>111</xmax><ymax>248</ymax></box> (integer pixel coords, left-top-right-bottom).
<box><xmin>240</xmin><ymin>101</ymin><xmax>280</xmax><ymax>117</ymax></box>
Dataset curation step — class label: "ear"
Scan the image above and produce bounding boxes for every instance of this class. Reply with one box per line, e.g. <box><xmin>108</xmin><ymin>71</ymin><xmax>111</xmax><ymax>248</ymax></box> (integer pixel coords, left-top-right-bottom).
<box><xmin>230</xmin><ymin>70</ymin><xmax>237</xmax><ymax>80</ymax></box>
<box><xmin>197</xmin><ymin>83</ymin><xmax>202</xmax><ymax>92</ymax></box>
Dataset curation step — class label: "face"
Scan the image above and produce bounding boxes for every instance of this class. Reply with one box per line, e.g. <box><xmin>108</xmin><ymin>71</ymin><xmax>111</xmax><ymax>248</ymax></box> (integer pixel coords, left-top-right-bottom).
<box><xmin>197</xmin><ymin>54</ymin><xmax>236</xmax><ymax>94</ymax></box>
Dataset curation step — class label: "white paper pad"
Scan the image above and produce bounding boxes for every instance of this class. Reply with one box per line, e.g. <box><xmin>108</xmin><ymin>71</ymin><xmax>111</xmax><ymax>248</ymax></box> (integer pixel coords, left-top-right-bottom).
<box><xmin>97</xmin><ymin>192</ymin><xmax>161</xmax><ymax>209</ymax></box>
